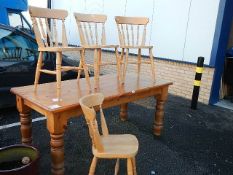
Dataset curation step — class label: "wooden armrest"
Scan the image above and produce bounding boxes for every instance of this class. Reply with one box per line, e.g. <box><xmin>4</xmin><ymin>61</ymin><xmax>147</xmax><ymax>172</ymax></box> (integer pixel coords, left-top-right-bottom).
<box><xmin>38</xmin><ymin>47</ymin><xmax>83</xmax><ymax>52</ymax></box>
<box><xmin>82</xmin><ymin>45</ymin><xmax>119</xmax><ymax>49</ymax></box>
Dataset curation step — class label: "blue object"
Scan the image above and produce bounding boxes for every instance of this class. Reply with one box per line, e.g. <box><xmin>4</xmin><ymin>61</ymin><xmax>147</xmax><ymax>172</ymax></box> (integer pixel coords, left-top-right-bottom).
<box><xmin>0</xmin><ymin>0</ymin><xmax>28</xmax><ymax>25</ymax></box>
<box><xmin>209</xmin><ymin>0</ymin><xmax>233</xmax><ymax>104</ymax></box>
<box><xmin>226</xmin><ymin>47</ymin><xmax>233</xmax><ymax>57</ymax></box>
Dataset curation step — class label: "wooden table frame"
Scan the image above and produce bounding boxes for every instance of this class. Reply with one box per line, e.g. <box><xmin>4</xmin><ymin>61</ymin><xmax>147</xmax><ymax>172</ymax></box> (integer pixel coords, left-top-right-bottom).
<box><xmin>11</xmin><ymin>74</ymin><xmax>172</xmax><ymax>175</ymax></box>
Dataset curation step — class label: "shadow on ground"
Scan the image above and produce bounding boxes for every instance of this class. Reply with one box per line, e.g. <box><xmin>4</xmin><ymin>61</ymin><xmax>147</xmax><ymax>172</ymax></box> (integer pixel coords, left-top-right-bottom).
<box><xmin>0</xmin><ymin>94</ymin><xmax>233</xmax><ymax>175</ymax></box>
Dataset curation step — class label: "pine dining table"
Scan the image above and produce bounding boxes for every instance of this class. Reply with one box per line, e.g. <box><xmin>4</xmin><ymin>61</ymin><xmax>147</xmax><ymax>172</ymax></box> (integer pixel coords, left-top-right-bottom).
<box><xmin>11</xmin><ymin>73</ymin><xmax>172</xmax><ymax>175</ymax></box>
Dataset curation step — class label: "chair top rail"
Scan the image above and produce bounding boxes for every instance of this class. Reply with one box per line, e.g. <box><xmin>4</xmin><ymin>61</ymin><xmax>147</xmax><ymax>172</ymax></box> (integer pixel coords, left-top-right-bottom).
<box><xmin>115</xmin><ymin>16</ymin><xmax>149</xmax><ymax>25</ymax></box>
<box><xmin>29</xmin><ymin>6</ymin><xmax>68</xmax><ymax>19</ymax></box>
<box><xmin>74</xmin><ymin>13</ymin><xmax>107</xmax><ymax>23</ymax></box>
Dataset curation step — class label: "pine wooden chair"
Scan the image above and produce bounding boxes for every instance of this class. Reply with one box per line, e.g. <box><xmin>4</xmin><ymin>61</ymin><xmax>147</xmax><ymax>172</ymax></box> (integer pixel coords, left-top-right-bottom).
<box><xmin>29</xmin><ymin>6</ymin><xmax>90</xmax><ymax>99</ymax></box>
<box><xmin>74</xmin><ymin>13</ymin><xmax>122</xmax><ymax>87</ymax></box>
<box><xmin>115</xmin><ymin>16</ymin><xmax>156</xmax><ymax>82</ymax></box>
<box><xmin>79</xmin><ymin>93</ymin><xmax>138</xmax><ymax>175</ymax></box>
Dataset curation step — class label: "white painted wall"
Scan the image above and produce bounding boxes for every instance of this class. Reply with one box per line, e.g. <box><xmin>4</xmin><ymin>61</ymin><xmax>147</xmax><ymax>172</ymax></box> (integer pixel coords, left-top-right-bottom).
<box><xmin>51</xmin><ymin>0</ymin><xmax>220</xmax><ymax>65</ymax></box>
<box><xmin>23</xmin><ymin>0</ymin><xmax>47</xmax><ymax>25</ymax></box>
<box><xmin>103</xmin><ymin>0</ymin><xmax>128</xmax><ymax>51</ymax></box>
<box><xmin>183</xmin><ymin>0</ymin><xmax>220</xmax><ymax>63</ymax></box>
<box><xmin>152</xmin><ymin>0</ymin><xmax>191</xmax><ymax>61</ymax></box>
<box><xmin>123</xmin><ymin>0</ymin><xmax>155</xmax><ymax>55</ymax></box>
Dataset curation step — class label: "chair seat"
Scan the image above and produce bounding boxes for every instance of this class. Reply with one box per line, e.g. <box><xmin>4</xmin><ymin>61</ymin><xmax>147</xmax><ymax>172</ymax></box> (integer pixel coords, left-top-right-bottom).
<box><xmin>92</xmin><ymin>134</ymin><xmax>138</xmax><ymax>158</ymax></box>
<box><xmin>38</xmin><ymin>46</ymin><xmax>83</xmax><ymax>52</ymax></box>
<box><xmin>82</xmin><ymin>45</ymin><xmax>119</xmax><ymax>49</ymax></box>
<box><xmin>120</xmin><ymin>45</ymin><xmax>153</xmax><ymax>49</ymax></box>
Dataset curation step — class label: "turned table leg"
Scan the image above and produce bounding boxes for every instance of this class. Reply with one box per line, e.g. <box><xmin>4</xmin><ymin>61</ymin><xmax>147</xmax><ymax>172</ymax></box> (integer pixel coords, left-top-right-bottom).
<box><xmin>16</xmin><ymin>96</ymin><xmax>32</xmax><ymax>145</ymax></box>
<box><xmin>47</xmin><ymin>113</ymin><xmax>68</xmax><ymax>175</ymax></box>
<box><xmin>153</xmin><ymin>97</ymin><xmax>165</xmax><ymax>136</ymax></box>
<box><xmin>50</xmin><ymin>133</ymin><xmax>65</xmax><ymax>175</ymax></box>
<box><xmin>120</xmin><ymin>103</ymin><xmax>128</xmax><ymax>121</ymax></box>
<box><xmin>153</xmin><ymin>87</ymin><xmax>168</xmax><ymax>136</ymax></box>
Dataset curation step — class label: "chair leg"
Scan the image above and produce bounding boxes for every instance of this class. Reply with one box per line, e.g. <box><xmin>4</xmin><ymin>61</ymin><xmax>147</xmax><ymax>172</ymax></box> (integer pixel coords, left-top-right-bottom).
<box><xmin>97</xmin><ymin>48</ymin><xmax>101</xmax><ymax>78</ymax></box>
<box><xmin>77</xmin><ymin>51</ymin><xmax>83</xmax><ymax>80</ymax></box>
<box><xmin>34</xmin><ymin>51</ymin><xmax>43</xmax><ymax>91</ymax></box>
<box><xmin>94</xmin><ymin>49</ymin><xmax>99</xmax><ymax>89</ymax></box>
<box><xmin>79</xmin><ymin>50</ymin><xmax>91</xmax><ymax>91</ymax></box>
<box><xmin>127</xmin><ymin>158</ymin><xmax>133</xmax><ymax>175</ymax></box>
<box><xmin>56</xmin><ymin>52</ymin><xmax>62</xmax><ymax>100</ymax></box>
<box><xmin>149</xmin><ymin>48</ymin><xmax>155</xmax><ymax>81</ymax></box>
<box><xmin>120</xmin><ymin>48</ymin><xmax>125</xmax><ymax>79</ymax></box>
<box><xmin>137</xmin><ymin>49</ymin><xmax>141</xmax><ymax>75</ymax></box>
<box><xmin>123</xmin><ymin>49</ymin><xmax>129</xmax><ymax>82</ymax></box>
<box><xmin>131</xmin><ymin>157</ymin><xmax>137</xmax><ymax>175</ymax></box>
<box><xmin>89</xmin><ymin>156</ymin><xmax>98</xmax><ymax>175</ymax></box>
<box><xmin>114</xmin><ymin>158</ymin><xmax>120</xmax><ymax>175</ymax></box>
<box><xmin>115</xmin><ymin>48</ymin><xmax>122</xmax><ymax>84</ymax></box>
<box><xmin>120</xmin><ymin>48</ymin><xmax>125</xmax><ymax>62</ymax></box>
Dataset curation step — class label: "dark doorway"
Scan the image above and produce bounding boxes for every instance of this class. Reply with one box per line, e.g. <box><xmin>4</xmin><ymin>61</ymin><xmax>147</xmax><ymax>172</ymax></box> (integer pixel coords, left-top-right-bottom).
<box><xmin>221</xmin><ymin>20</ymin><xmax>233</xmax><ymax>103</ymax></box>
<box><xmin>209</xmin><ymin>0</ymin><xmax>233</xmax><ymax>105</ymax></box>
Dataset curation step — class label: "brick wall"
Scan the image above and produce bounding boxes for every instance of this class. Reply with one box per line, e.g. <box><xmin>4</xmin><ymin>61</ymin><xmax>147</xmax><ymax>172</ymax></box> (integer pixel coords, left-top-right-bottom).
<box><xmin>64</xmin><ymin>50</ymin><xmax>215</xmax><ymax>104</ymax></box>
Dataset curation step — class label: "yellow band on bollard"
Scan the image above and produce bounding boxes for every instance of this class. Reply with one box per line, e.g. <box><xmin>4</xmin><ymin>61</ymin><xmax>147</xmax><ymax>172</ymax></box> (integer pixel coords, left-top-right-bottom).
<box><xmin>194</xmin><ymin>80</ymin><xmax>201</xmax><ymax>86</ymax></box>
<box><xmin>196</xmin><ymin>67</ymin><xmax>203</xmax><ymax>73</ymax></box>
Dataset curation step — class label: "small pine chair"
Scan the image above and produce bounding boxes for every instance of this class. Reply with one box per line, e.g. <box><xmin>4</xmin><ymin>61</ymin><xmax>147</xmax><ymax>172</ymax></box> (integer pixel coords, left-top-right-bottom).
<box><xmin>74</xmin><ymin>13</ymin><xmax>122</xmax><ymax>87</ymax></box>
<box><xmin>79</xmin><ymin>93</ymin><xmax>138</xmax><ymax>175</ymax></box>
<box><xmin>29</xmin><ymin>6</ymin><xmax>91</xmax><ymax>98</ymax></box>
<box><xmin>115</xmin><ymin>16</ymin><xmax>156</xmax><ymax>82</ymax></box>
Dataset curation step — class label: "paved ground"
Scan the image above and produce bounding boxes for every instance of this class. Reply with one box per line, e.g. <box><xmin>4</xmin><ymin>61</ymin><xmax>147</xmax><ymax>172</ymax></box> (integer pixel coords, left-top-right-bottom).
<box><xmin>0</xmin><ymin>95</ymin><xmax>233</xmax><ymax>175</ymax></box>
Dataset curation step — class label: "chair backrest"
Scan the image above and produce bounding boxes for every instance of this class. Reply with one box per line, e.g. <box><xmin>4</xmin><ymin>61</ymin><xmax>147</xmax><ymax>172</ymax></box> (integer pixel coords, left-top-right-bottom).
<box><xmin>79</xmin><ymin>93</ymin><xmax>109</xmax><ymax>153</ymax></box>
<box><xmin>115</xmin><ymin>16</ymin><xmax>149</xmax><ymax>47</ymax></box>
<box><xmin>74</xmin><ymin>13</ymin><xmax>107</xmax><ymax>46</ymax></box>
<box><xmin>29</xmin><ymin>6</ymin><xmax>68</xmax><ymax>48</ymax></box>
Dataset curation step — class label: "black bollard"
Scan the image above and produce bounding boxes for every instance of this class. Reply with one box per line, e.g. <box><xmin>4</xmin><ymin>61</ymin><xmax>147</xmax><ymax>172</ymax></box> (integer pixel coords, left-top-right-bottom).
<box><xmin>191</xmin><ymin>57</ymin><xmax>204</xmax><ymax>109</ymax></box>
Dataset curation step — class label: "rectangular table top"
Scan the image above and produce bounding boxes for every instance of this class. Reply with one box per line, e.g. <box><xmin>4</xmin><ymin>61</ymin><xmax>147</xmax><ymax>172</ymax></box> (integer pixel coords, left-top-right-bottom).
<box><xmin>11</xmin><ymin>74</ymin><xmax>172</xmax><ymax>113</ymax></box>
